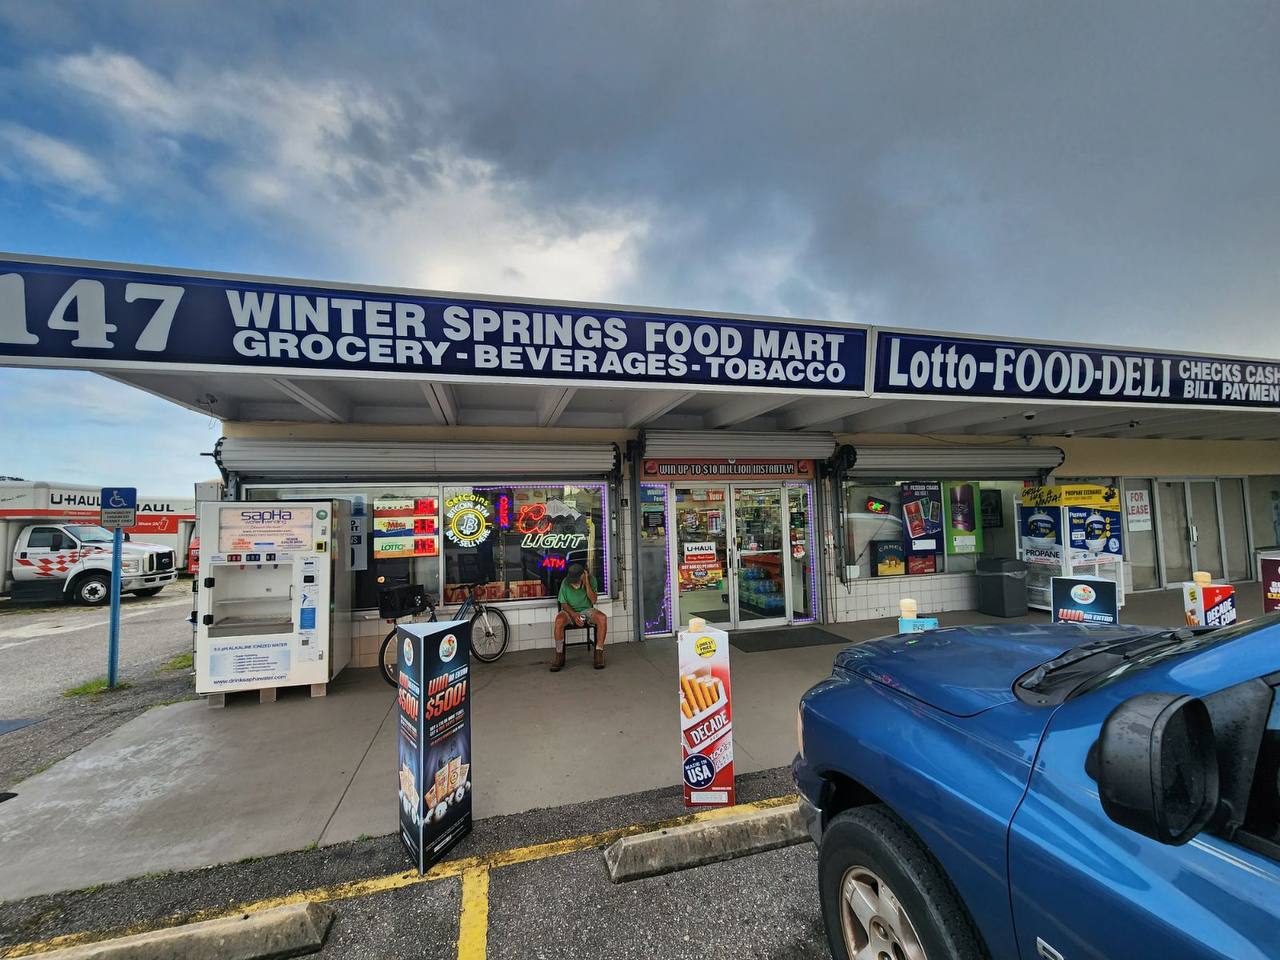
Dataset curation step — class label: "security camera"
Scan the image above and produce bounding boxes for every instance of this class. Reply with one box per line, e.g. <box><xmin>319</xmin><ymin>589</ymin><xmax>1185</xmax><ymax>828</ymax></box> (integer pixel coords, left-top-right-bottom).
<box><xmin>1023</xmin><ymin>412</ymin><xmax>1036</xmax><ymax>421</ymax></box>
<box><xmin>1129</xmin><ymin>420</ymin><xmax>1140</xmax><ymax>429</ymax></box>
<box><xmin>1063</xmin><ymin>429</ymin><xmax>1075</xmax><ymax>438</ymax></box>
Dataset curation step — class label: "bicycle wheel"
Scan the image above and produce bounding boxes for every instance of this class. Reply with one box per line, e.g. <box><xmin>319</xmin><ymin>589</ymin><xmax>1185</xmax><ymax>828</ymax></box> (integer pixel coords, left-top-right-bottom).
<box><xmin>379</xmin><ymin>627</ymin><xmax>399</xmax><ymax>687</ymax></box>
<box><xmin>470</xmin><ymin>605</ymin><xmax>510</xmax><ymax>663</ymax></box>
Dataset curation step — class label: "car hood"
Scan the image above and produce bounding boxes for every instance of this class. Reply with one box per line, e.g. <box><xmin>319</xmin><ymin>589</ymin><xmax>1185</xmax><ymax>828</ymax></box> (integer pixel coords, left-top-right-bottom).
<box><xmin>833</xmin><ymin>623</ymin><xmax>1157</xmax><ymax>717</ymax></box>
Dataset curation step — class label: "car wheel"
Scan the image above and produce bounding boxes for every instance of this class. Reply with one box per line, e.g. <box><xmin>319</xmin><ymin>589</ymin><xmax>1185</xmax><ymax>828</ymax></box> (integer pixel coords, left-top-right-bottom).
<box><xmin>132</xmin><ymin>587</ymin><xmax>165</xmax><ymax>597</ymax></box>
<box><xmin>74</xmin><ymin>573</ymin><xmax>111</xmax><ymax>606</ymax></box>
<box><xmin>819</xmin><ymin>805</ymin><xmax>988</xmax><ymax>960</ymax></box>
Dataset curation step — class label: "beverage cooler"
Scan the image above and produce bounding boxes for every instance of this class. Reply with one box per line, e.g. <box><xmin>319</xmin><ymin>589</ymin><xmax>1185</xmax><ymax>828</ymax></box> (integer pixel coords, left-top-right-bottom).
<box><xmin>195</xmin><ymin>500</ymin><xmax>351</xmax><ymax>696</ymax></box>
<box><xmin>1016</xmin><ymin>485</ymin><xmax>1126</xmax><ymax>613</ymax></box>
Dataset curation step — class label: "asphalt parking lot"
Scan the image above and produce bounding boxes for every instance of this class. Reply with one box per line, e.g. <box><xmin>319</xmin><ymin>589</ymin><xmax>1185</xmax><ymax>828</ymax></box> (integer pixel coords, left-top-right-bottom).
<box><xmin>0</xmin><ymin>767</ymin><xmax>829</xmax><ymax>960</ymax></box>
<box><xmin>0</xmin><ymin>588</ymin><xmax>194</xmax><ymax>788</ymax></box>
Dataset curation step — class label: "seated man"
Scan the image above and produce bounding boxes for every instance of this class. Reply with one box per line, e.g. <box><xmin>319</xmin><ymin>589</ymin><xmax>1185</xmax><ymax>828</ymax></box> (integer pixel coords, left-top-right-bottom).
<box><xmin>551</xmin><ymin>563</ymin><xmax>607</xmax><ymax>672</ymax></box>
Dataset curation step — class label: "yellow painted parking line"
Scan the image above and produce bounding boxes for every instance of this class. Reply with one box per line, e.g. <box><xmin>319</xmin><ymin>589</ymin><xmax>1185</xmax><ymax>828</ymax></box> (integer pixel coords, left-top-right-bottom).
<box><xmin>456</xmin><ymin>869</ymin><xmax>490</xmax><ymax>960</ymax></box>
<box><xmin>0</xmin><ymin>794</ymin><xmax>797</xmax><ymax>958</ymax></box>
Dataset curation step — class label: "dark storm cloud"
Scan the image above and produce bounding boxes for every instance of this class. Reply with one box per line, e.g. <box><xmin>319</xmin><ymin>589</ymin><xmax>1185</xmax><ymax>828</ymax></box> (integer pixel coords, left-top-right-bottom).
<box><xmin>2</xmin><ymin>0</ymin><xmax>1278</xmax><ymax>354</ymax></box>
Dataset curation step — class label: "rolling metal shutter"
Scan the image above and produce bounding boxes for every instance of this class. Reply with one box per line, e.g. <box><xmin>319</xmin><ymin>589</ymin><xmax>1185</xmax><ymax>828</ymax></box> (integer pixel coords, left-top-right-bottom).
<box><xmin>641</xmin><ymin>430</ymin><xmax>837</xmax><ymax>460</ymax></box>
<box><xmin>847</xmin><ymin>444</ymin><xmax>1064</xmax><ymax>480</ymax></box>
<box><xmin>215</xmin><ymin>437</ymin><xmax>619</xmax><ymax>482</ymax></box>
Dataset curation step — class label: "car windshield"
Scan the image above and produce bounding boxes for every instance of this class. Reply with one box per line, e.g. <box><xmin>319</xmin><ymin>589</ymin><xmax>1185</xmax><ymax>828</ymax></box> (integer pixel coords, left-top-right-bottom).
<box><xmin>65</xmin><ymin>525</ymin><xmax>116</xmax><ymax>543</ymax></box>
<box><xmin>1071</xmin><ymin>613</ymin><xmax>1280</xmax><ymax>699</ymax></box>
<box><xmin>1015</xmin><ymin>614</ymin><xmax>1280</xmax><ymax>706</ymax></box>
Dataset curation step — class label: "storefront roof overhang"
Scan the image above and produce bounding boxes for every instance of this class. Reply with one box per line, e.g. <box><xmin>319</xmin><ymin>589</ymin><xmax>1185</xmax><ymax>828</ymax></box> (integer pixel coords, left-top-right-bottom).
<box><xmin>2</xmin><ymin>252</ymin><xmax>1278</xmax><ymax>441</ymax></box>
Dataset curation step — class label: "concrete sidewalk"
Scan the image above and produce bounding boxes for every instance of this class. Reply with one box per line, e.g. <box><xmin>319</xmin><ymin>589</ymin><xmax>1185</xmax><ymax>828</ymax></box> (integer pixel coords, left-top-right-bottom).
<box><xmin>0</xmin><ymin>583</ymin><xmax>1264</xmax><ymax>901</ymax></box>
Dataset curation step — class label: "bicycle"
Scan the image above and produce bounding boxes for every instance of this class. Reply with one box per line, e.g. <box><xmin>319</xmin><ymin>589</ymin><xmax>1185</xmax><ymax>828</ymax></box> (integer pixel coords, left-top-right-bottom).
<box><xmin>377</xmin><ymin>580</ymin><xmax>511</xmax><ymax>686</ymax></box>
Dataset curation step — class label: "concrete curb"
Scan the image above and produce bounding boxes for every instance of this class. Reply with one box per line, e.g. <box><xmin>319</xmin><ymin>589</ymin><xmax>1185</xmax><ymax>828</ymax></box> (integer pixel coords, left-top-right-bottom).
<box><xmin>36</xmin><ymin>902</ymin><xmax>334</xmax><ymax>959</ymax></box>
<box><xmin>604</xmin><ymin>802</ymin><xmax>806</xmax><ymax>882</ymax></box>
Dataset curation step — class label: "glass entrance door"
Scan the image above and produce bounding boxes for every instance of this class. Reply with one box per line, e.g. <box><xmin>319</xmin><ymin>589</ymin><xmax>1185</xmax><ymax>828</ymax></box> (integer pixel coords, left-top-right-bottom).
<box><xmin>1187</xmin><ymin>481</ymin><xmax>1225</xmax><ymax>580</ymax></box>
<box><xmin>672</xmin><ymin>483</ymin><xmax>797</xmax><ymax>630</ymax></box>
<box><xmin>732</xmin><ymin>486</ymin><xmax>789</xmax><ymax>627</ymax></box>
<box><xmin>1157</xmin><ymin>480</ymin><xmax>1193</xmax><ymax>585</ymax></box>
<box><xmin>674</xmin><ymin>486</ymin><xmax>732</xmax><ymax>628</ymax></box>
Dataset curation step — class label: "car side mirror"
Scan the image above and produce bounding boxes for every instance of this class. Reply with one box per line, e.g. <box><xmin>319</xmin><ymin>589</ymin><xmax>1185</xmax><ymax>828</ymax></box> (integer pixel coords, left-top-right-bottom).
<box><xmin>1094</xmin><ymin>692</ymin><xmax>1219</xmax><ymax>845</ymax></box>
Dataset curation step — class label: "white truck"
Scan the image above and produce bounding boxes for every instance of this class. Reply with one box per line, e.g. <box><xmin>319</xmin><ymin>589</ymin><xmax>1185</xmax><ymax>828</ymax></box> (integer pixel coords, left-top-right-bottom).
<box><xmin>0</xmin><ymin>481</ymin><xmax>187</xmax><ymax>605</ymax></box>
<box><xmin>7</xmin><ymin>522</ymin><xmax>178</xmax><ymax>604</ymax></box>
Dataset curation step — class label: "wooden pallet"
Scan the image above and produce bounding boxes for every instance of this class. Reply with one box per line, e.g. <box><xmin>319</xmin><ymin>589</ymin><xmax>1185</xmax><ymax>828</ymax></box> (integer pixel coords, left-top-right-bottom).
<box><xmin>205</xmin><ymin>681</ymin><xmax>328</xmax><ymax>708</ymax></box>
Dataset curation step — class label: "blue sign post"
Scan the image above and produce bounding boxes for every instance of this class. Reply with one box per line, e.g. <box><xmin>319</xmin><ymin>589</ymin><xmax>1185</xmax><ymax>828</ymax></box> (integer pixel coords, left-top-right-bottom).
<box><xmin>100</xmin><ymin>487</ymin><xmax>138</xmax><ymax>689</ymax></box>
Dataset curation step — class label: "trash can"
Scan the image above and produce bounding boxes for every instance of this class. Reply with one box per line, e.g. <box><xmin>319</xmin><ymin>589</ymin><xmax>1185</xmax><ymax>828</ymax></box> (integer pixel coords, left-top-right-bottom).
<box><xmin>975</xmin><ymin>558</ymin><xmax>1028</xmax><ymax>618</ymax></box>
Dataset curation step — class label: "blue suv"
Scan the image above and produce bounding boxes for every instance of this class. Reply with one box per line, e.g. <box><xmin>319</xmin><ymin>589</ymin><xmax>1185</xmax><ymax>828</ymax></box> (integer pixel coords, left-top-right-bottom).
<box><xmin>793</xmin><ymin>617</ymin><xmax>1280</xmax><ymax>960</ymax></box>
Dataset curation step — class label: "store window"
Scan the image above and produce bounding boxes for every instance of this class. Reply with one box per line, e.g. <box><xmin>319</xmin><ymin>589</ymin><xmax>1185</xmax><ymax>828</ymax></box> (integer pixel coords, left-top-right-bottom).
<box><xmin>246</xmin><ymin>484</ymin><xmax>440</xmax><ymax>610</ymax></box>
<box><xmin>441</xmin><ymin>483</ymin><xmax>608</xmax><ymax>603</ymax></box>
<box><xmin>842</xmin><ymin>479</ymin><xmax>1027</xmax><ymax>580</ymax></box>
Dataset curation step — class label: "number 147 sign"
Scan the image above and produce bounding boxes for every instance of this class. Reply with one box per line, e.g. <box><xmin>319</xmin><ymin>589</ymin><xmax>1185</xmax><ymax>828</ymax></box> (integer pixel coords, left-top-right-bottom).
<box><xmin>1</xmin><ymin>272</ymin><xmax>183</xmax><ymax>351</ymax></box>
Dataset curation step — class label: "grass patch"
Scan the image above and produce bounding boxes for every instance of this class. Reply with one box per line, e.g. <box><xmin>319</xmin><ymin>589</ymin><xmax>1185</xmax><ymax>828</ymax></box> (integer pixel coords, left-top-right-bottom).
<box><xmin>63</xmin><ymin>678</ymin><xmax>132</xmax><ymax>698</ymax></box>
<box><xmin>158</xmin><ymin>651</ymin><xmax>194</xmax><ymax>673</ymax></box>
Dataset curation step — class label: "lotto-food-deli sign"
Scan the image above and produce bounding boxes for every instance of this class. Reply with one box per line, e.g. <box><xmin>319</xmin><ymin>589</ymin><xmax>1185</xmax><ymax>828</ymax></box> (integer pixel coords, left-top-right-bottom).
<box><xmin>678</xmin><ymin>620</ymin><xmax>735</xmax><ymax>807</ymax></box>
<box><xmin>397</xmin><ymin>620</ymin><xmax>472</xmax><ymax>874</ymax></box>
<box><xmin>875</xmin><ymin>331</ymin><xmax>1280</xmax><ymax>409</ymax></box>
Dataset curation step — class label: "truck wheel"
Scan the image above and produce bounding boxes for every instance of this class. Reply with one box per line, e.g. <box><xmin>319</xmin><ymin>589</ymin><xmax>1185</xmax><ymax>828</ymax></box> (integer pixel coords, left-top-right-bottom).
<box><xmin>73</xmin><ymin>573</ymin><xmax>111</xmax><ymax>606</ymax></box>
<box><xmin>132</xmin><ymin>587</ymin><xmax>165</xmax><ymax>598</ymax></box>
<box><xmin>819</xmin><ymin>805</ymin><xmax>988</xmax><ymax>960</ymax></box>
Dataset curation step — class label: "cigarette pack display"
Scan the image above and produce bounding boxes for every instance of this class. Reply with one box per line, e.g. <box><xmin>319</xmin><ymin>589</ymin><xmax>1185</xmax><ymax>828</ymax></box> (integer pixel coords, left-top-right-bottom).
<box><xmin>678</xmin><ymin>619</ymin><xmax>735</xmax><ymax>807</ymax></box>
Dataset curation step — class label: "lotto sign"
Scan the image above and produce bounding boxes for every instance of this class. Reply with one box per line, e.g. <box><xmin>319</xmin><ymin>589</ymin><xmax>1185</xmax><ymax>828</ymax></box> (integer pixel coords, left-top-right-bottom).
<box><xmin>677</xmin><ymin>621</ymin><xmax>734</xmax><ymax>807</ymax></box>
<box><xmin>1051</xmin><ymin>576</ymin><xmax>1119</xmax><ymax>625</ymax></box>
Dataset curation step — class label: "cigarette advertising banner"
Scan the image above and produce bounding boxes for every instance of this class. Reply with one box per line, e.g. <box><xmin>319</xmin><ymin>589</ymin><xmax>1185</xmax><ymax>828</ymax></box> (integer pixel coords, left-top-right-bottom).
<box><xmin>397</xmin><ymin>620</ymin><xmax>472</xmax><ymax>875</ymax></box>
<box><xmin>900</xmin><ymin>480</ymin><xmax>943</xmax><ymax>555</ymax></box>
<box><xmin>1262</xmin><ymin>556</ymin><xmax>1280</xmax><ymax>614</ymax></box>
<box><xmin>1183</xmin><ymin>583</ymin><xmax>1238</xmax><ymax>628</ymax></box>
<box><xmin>942</xmin><ymin>482</ymin><xmax>983</xmax><ymax>555</ymax></box>
<box><xmin>678</xmin><ymin>621</ymin><xmax>734</xmax><ymax>807</ymax></box>
<box><xmin>1051</xmin><ymin>577</ymin><xmax>1118</xmax><ymax>625</ymax></box>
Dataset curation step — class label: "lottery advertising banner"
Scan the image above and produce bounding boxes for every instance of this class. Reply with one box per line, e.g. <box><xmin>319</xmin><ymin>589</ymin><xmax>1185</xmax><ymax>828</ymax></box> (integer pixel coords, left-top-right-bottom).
<box><xmin>900</xmin><ymin>481</ymin><xmax>943</xmax><ymax>555</ymax></box>
<box><xmin>678</xmin><ymin>620</ymin><xmax>735</xmax><ymax>807</ymax></box>
<box><xmin>1260</xmin><ymin>557</ymin><xmax>1280</xmax><ymax>614</ymax></box>
<box><xmin>943</xmin><ymin>482</ymin><xmax>983</xmax><ymax>556</ymax></box>
<box><xmin>1183</xmin><ymin>583</ymin><xmax>1238</xmax><ymax>628</ymax></box>
<box><xmin>397</xmin><ymin>620</ymin><xmax>472</xmax><ymax>875</ymax></box>
<box><xmin>1051</xmin><ymin>577</ymin><xmax>1118</xmax><ymax>625</ymax></box>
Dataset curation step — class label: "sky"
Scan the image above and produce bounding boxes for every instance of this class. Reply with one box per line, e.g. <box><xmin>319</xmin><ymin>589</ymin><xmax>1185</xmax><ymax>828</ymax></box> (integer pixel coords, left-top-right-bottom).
<box><xmin>0</xmin><ymin>2</ymin><xmax>1277</xmax><ymax>493</ymax></box>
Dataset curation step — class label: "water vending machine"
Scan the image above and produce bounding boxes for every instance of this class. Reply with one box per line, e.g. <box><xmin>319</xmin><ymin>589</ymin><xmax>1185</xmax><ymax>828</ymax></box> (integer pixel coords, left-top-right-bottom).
<box><xmin>195</xmin><ymin>500</ymin><xmax>351</xmax><ymax>697</ymax></box>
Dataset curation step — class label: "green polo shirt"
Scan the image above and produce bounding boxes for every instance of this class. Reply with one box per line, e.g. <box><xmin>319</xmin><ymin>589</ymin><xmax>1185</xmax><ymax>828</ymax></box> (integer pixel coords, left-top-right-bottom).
<box><xmin>557</xmin><ymin>573</ymin><xmax>596</xmax><ymax>612</ymax></box>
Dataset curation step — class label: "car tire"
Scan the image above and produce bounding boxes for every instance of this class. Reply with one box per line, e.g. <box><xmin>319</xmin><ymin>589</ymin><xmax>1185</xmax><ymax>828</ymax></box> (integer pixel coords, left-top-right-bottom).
<box><xmin>73</xmin><ymin>573</ymin><xmax>111</xmax><ymax>606</ymax></box>
<box><xmin>819</xmin><ymin>805</ymin><xmax>988</xmax><ymax>960</ymax></box>
<box><xmin>132</xmin><ymin>587</ymin><xmax>165</xmax><ymax>597</ymax></box>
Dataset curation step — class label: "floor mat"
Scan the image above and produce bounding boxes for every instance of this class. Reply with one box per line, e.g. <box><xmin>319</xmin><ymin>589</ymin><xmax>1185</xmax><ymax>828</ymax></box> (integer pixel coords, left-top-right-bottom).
<box><xmin>729</xmin><ymin>625</ymin><xmax>850</xmax><ymax>653</ymax></box>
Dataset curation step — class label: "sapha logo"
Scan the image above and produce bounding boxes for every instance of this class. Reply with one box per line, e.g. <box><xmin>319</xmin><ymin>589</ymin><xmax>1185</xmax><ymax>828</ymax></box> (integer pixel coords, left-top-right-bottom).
<box><xmin>241</xmin><ymin>509</ymin><xmax>293</xmax><ymax>522</ymax></box>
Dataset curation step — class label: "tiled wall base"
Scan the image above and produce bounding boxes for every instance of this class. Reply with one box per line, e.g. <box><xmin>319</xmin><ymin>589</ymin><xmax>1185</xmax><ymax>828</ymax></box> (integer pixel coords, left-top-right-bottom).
<box><xmin>347</xmin><ymin>598</ymin><xmax>635</xmax><ymax>668</ymax></box>
<box><xmin>830</xmin><ymin>573</ymin><xmax>979</xmax><ymax>623</ymax></box>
